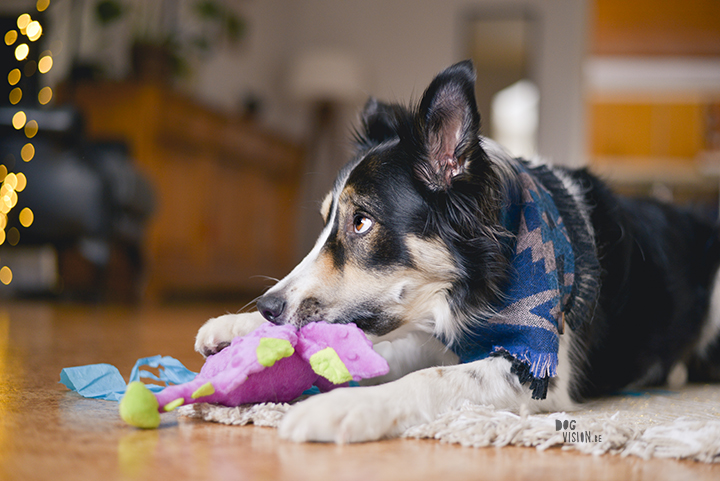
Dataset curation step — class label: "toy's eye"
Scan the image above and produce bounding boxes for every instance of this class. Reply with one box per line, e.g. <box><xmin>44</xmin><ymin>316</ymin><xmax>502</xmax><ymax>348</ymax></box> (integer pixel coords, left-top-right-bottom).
<box><xmin>352</xmin><ymin>215</ymin><xmax>373</xmax><ymax>235</ymax></box>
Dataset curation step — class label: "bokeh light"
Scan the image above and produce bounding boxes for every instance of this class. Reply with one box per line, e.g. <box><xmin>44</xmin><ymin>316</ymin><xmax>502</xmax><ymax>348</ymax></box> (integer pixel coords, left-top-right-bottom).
<box><xmin>15</xmin><ymin>172</ymin><xmax>27</xmax><ymax>192</ymax></box>
<box><xmin>9</xmin><ymin>87</ymin><xmax>22</xmax><ymax>105</ymax></box>
<box><xmin>3</xmin><ymin>173</ymin><xmax>17</xmax><ymax>191</ymax></box>
<box><xmin>4</xmin><ymin>30</ymin><xmax>17</xmax><ymax>46</ymax></box>
<box><xmin>38</xmin><ymin>86</ymin><xmax>52</xmax><ymax>105</ymax></box>
<box><xmin>37</xmin><ymin>0</ymin><xmax>51</xmax><ymax>13</ymax></box>
<box><xmin>38</xmin><ymin>55</ymin><xmax>53</xmax><ymax>74</ymax></box>
<box><xmin>7</xmin><ymin>228</ymin><xmax>19</xmax><ymax>246</ymax></box>
<box><xmin>26</xmin><ymin>21</ymin><xmax>42</xmax><ymax>42</ymax></box>
<box><xmin>15</xmin><ymin>173</ymin><xmax>26</xmax><ymax>192</ymax></box>
<box><xmin>0</xmin><ymin>266</ymin><xmax>12</xmax><ymax>285</ymax></box>
<box><xmin>21</xmin><ymin>143</ymin><xmax>35</xmax><ymax>162</ymax></box>
<box><xmin>12</xmin><ymin>111</ymin><xmax>26</xmax><ymax>130</ymax></box>
<box><xmin>19</xmin><ymin>208</ymin><xmax>34</xmax><ymax>228</ymax></box>
<box><xmin>14</xmin><ymin>44</ymin><xmax>29</xmax><ymax>61</ymax></box>
<box><xmin>24</xmin><ymin>60</ymin><xmax>37</xmax><ymax>77</ymax></box>
<box><xmin>24</xmin><ymin>120</ymin><xmax>38</xmax><ymax>138</ymax></box>
<box><xmin>8</xmin><ymin>69</ymin><xmax>21</xmax><ymax>85</ymax></box>
<box><xmin>17</xmin><ymin>14</ymin><xmax>31</xmax><ymax>32</ymax></box>
<box><xmin>1</xmin><ymin>193</ymin><xmax>12</xmax><ymax>214</ymax></box>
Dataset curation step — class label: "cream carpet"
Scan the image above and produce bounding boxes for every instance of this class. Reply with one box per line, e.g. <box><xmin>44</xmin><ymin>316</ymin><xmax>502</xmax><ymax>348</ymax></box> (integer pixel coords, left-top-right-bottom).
<box><xmin>178</xmin><ymin>384</ymin><xmax>720</xmax><ymax>463</ymax></box>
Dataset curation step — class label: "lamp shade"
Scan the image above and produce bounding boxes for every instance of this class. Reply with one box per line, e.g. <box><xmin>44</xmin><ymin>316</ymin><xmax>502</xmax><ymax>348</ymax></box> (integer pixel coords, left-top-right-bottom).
<box><xmin>289</xmin><ymin>50</ymin><xmax>365</xmax><ymax>104</ymax></box>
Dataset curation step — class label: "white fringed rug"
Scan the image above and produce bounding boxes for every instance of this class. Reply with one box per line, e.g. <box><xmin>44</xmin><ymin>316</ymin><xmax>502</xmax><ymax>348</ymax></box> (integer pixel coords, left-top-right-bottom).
<box><xmin>177</xmin><ymin>384</ymin><xmax>720</xmax><ymax>463</ymax></box>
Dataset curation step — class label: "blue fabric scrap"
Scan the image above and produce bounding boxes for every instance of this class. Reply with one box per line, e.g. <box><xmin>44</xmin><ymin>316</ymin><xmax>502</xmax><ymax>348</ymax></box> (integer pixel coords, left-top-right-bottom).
<box><xmin>60</xmin><ymin>355</ymin><xmax>197</xmax><ymax>401</ymax></box>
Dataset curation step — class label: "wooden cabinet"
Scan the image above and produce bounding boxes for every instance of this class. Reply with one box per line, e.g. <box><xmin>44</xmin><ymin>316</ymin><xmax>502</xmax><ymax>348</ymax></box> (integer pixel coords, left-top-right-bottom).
<box><xmin>66</xmin><ymin>81</ymin><xmax>304</xmax><ymax>300</ymax></box>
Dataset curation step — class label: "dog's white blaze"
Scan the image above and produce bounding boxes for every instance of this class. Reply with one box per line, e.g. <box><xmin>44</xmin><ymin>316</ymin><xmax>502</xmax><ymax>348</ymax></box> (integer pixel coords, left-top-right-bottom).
<box><xmin>266</xmin><ymin>202</ymin><xmax>336</xmax><ymax>303</ymax></box>
<box><xmin>264</xmin><ymin>164</ymin><xmax>353</xmax><ymax>311</ymax></box>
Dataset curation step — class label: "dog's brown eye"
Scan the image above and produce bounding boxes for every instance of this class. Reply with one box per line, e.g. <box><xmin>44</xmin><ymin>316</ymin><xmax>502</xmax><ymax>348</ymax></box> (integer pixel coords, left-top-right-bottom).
<box><xmin>353</xmin><ymin>215</ymin><xmax>373</xmax><ymax>235</ymax></box>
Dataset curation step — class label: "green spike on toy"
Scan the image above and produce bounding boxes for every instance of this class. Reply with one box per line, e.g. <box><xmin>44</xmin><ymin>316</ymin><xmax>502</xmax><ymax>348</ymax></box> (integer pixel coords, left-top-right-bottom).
<box><xmin>309</xmin><ymin>347</ymin><xmax>353</xmax><ymax>384</ymax></box>
<box><xmin>119</xmin><ymin>382</ymin><xmax>161</xmax><ymax>429</ymax></box>
<box><xmin>191</xmin><ymin>382</ymin><xmax>215</xmax><ymax>399</ymax></box>
<box><xmin>163</xmin><ymin>397</ymin><xmax>185</xmax><ymax>412</ymax></box>
<box><xmin>256</xmin><ymin>338</ymin><xmax>295</xmax><ymax>367</ymax></box>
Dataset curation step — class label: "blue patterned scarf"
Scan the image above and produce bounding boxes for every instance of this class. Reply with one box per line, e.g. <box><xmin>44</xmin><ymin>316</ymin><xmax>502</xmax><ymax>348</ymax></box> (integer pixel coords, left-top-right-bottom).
<box><xmin>448</xmin><ymin>164</ymin><xmax>575</xmax><ymax>399</ymax></box>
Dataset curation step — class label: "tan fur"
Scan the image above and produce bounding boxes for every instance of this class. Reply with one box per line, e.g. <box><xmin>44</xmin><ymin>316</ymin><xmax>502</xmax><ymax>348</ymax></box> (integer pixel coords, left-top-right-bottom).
<box><xmin>320</xmin><ymin>191</ymin><xmax>333</xmax><ymax>224</ymax></box>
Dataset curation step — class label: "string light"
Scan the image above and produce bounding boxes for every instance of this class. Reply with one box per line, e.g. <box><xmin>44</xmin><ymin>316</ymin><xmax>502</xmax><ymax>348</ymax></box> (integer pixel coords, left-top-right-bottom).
<box><xmin>16</xmin><ymin>14</ymin><xmax>31</xmax><ymax>32</ymax></box>
<box><xmin>24</xmin><ymin>120</ymin><xmax>38</xmax><ymax>138</ymax></box>
<box><xmin>15</xmin><ymin>173</ymin><xmax>26</xmax><ymax>192</ymax></box>
<box><xmin>20</xmin><ymin>144</ymin><xmax>35</xmax><ymax>162</ymax></box>
<box><xmin>38</xmin><ymin>86</ymin><xmax>52</xmax><ymax>105</ymax></box>
<box><xmin>7</xmin><ymin>228</ymin><xmax>19</xmax><ymax>247</ymax></box>
<box><xmin>11</xmin><ymin>111</ymin><xmax>26</xmax><ymax>130</ymax></box>
<box><xmin>26</xmin><ymin>21</ymin><xmax>42</xmax><ymax>42</ymax></box>
<box><xmin>24</xmin><ymin>60</ymin><xmax>37</xmax><ymax>77</ymax></box>
<box><xmin>4</xmin><ymin>30</ymin><xmax>17</xmax><ymax>46</ymax></box>
<box><xmin>3</xmin><ymin>174</ymin><xmax>17</xmax><ymax>191</ymax></box>
<box><xmin>8</xmin><ymin>69</ymin><xmax>21</xmax><ymax>85</ymax></box>
<box><xmin>38</xmin><ymin>55</ymin><xmax>52</xmax><ymax>74</ymax></box>
<box><xmin>14</xmin><ymin>44</ymin><xmax>29</xmax><ymax>61</ymax></box>
<box><xmin>2</xmin><ymin>2</ymin><xmax>51</xmax><ymax>285</ymax></box>
<box><xmin>0</xmin><ymin>267</ymin><xmax>12</xmax><ymax>285</ymax></box>
<box><xmin>9</xmin><ymin>87</ymin><xmax>22</xmax><ymax>105</ymax></box>
<box><xmin>19</xmin><ymin>208</ymin><xmax>34</xmax><ymax>228</ymax></box>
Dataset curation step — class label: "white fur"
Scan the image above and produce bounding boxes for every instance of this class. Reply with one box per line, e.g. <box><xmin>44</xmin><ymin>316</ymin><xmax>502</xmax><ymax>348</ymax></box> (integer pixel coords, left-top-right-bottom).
<box><xmin>279</xmin><ymin>357</ymin><xmax>528</xmax><ymax>443</ymax></box>
<box><xmin>696</xmin><ymin>265</ymin><xmax>720</xmax><ymax>358</ymax></box>
<box><xmin>362</xmin><ymin>329</ymin><xmax>459</xmax><ymax>385</ymax></box>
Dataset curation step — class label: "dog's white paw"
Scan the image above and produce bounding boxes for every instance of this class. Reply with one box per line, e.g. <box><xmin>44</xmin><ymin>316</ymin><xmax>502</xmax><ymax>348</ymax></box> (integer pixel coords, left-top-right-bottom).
<box><xmin>278</xmin><ymin>387</ymin><xmax>405</xmax><ymax>443</ymax></box>
<box><xmin>194</xmin><ymin>311</ymin><xmax>266</xmax><ymax>357</ymax></box>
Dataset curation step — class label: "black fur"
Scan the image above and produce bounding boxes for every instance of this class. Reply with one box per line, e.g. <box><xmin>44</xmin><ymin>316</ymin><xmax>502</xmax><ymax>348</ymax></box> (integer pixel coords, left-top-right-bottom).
<box><xmin>569</xmin><ymin>171</ymin><xmax>720</xmax><ymax>397</ymax></box>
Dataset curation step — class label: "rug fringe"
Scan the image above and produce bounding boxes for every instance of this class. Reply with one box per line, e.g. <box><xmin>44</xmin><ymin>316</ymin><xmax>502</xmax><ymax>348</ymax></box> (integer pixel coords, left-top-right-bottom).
<box><xmin>176</xmin><ymin>388</ymin><xmax>720</xmax><ymax>464</ymax></box>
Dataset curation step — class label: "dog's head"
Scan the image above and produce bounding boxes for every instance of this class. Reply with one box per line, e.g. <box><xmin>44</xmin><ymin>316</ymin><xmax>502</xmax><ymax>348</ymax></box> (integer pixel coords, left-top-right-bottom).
<box><xmin>257</xmin><ymin>61</ymin><xmax>511</xmax><ymax>342</ymax></box>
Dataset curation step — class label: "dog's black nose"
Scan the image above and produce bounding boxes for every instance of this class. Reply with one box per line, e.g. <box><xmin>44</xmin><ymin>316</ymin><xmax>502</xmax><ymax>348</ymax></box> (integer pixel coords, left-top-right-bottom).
<box><xmin>257</xmin><ymin>295</ymin><xmax>286</xmax><ymax>324</ymax></box>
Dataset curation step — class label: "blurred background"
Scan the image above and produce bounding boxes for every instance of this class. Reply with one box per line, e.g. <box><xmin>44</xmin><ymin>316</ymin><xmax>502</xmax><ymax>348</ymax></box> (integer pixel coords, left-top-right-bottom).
<box><xmin>0</xmin><ymin>0</ymin><xmax>719</xmax><ymax>304</ymax></box>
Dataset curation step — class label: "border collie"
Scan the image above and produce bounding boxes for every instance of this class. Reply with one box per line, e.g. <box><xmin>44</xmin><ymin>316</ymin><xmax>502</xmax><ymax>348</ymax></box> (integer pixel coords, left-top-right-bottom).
<box><xmin>195</xmin><ymin>61</ymin><xmax>720</xmax><ymax>443</ymax></box>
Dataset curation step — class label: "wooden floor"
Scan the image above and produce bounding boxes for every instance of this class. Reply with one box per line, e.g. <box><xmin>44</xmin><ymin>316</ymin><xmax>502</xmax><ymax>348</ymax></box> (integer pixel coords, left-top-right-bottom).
<box><xmin>1</xmin><ymin>301</ymin><xmax>719</xmax><ymax>481</ymax></box>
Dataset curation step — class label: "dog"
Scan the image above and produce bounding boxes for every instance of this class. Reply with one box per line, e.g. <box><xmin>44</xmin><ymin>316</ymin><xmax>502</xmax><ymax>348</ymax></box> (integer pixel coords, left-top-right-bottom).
<box><xmin>195</xmin><ymin>60</ymin><xmax>720</xmax><ymax>443</ymax></box>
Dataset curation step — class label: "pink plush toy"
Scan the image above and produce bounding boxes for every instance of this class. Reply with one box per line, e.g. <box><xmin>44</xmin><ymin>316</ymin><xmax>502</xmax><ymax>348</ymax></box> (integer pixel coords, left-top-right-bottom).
<box><xmin>120</xmin><ymin>321</ymin><xmax>389</xmax><ymax>428</ymax></box>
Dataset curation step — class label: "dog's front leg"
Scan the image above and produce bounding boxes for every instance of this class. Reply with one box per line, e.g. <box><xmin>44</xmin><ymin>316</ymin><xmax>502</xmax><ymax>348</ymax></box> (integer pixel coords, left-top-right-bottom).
<box><xmin>279</xmin><ymin>355</ymin><xmax>532</xmax><ymax>443</ymax></box>
<box><xmin>362</xmin><ymin>330</ymin><xmax>459</xmax><ymax>384</ymax></box>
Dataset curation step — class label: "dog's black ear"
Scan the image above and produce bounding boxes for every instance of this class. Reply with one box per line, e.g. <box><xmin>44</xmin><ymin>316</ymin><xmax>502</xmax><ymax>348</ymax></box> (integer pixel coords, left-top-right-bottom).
<box><xmin>415</xmin><ymin>60</ymin><xmax>483</xmax><ymax>190</ymax></box>
<box><xmin>358</xmin><ymin>97</ymin><xmax>401</xmax><ymax>147</ymax></box>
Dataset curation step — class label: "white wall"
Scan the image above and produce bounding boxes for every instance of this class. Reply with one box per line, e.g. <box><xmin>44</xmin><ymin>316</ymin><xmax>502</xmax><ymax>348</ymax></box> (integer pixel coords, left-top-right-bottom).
<box><xmin>25</xmin><ymin>0</ymin><xmax>589</xmax><ymax>167</ymax></box>
<box><xmin>192</xmin><ymin>0</ymin><xmax>589</xmax><ymax>167</ymax></box>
